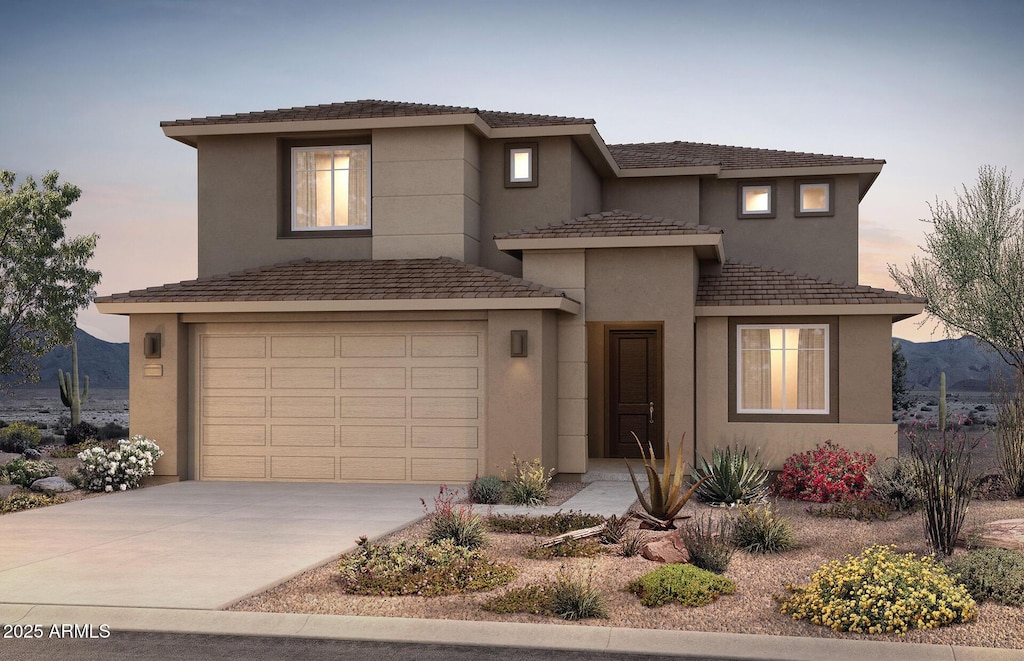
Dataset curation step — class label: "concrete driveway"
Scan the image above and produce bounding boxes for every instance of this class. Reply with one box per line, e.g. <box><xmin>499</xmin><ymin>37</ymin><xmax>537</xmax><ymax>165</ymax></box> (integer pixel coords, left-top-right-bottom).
<box><xmin>0</xmin><ymin>481</ymin><xmax>442</xmax><ymax>610</ymax></box>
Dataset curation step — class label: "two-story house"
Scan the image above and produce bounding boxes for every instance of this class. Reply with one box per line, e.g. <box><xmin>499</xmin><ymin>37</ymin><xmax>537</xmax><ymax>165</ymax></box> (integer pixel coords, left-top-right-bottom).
<box><xmin>95</xmin><ymin>100</ymin><xmax>923</xmax><ymax>484</ymax></box>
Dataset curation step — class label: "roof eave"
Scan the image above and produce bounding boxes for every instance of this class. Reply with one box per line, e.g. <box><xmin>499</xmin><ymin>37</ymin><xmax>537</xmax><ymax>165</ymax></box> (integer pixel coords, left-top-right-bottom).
<box><xmin>716</xmin><ymin>163</ymin><xmax>884</xmax><ymax>179</ymax></box>
<box><xmin>695</xmin><ymin>302</ymin><xmax>925</xmax><ymax>318</ymax></box>
<box><xmin>495</xmin><ymin>233</ymin><xmax>724</xmax><ymax>255</ymax></box>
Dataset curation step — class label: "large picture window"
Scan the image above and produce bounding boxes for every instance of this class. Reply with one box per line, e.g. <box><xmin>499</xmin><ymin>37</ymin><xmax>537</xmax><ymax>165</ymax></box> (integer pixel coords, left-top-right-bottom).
<box><xmin>737</xmin><ymin>324</ymin><xmax>828</xmax><ymax>414</ymax></box>
<box><xmin>292</xmin><ymin>146</ymin><xmax>370</xmax><ymax>230</ymax></box>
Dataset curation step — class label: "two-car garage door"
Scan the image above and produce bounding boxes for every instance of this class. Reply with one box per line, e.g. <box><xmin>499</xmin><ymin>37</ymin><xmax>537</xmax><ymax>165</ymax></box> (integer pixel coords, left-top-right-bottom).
<box><xmin>196</xmin><ymin>322</ymin><xmax>485</xmax><ymax>483</ymax></box>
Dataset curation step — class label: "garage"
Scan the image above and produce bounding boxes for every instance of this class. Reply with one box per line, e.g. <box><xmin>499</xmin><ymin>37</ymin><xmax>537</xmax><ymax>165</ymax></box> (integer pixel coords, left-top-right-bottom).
<box><xmin>195</xmin><ymin>321</ymin><xmax>486</xmax><ymax>482</ymax></box>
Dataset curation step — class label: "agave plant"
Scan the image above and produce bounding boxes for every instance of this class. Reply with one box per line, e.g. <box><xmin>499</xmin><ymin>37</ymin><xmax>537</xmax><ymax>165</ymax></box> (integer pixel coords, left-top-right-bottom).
<box><xmin>690</xmin><ymin>444</ymin><xmax>770</xmax><ymax>506</ymax></box>
<box><xmin>624</xmin><ymin>432</ymin><xmax>709</xmax><ymax>529</ymax></box>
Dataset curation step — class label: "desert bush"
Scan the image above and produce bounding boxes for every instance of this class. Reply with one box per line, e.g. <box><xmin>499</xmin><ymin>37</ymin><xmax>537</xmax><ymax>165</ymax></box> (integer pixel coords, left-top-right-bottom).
<box><xmin>76</xmin><ymin>436</ymin><xmax>163</xmax><ymax>492</ymax></box>
<box><xmin>49</xmin><ymin>439</ymin><xmax>119</xmax><ymax>458</ymax></box>
<box><xmin>691</xmin><ymin>444</ymin><xmax>770</xmax><ymax>506</ymax></box>
<box><xmin>338</xmin><ymin>537</ymin><xmax>514</xmax><ymax>596</ymax></box>
<box><xmin>487</xmin><ymin>510</ymin><xmax>604</xmax><ymax>535</ymax></box>
<box><xmin>525</xmin><ymin>538</ymin><xmax>606</xmax><ymax>559</ymax></box>
<box><xmin>678</xmin><ymin>513</ymin><xmax>734</xmax><ymax>573</ymax></box>
<box><xmin>776</xmin><ymin>441</ymin><xmax>875</xmax><ymax>502</ymax></box>
<box><xmin>600</xmin><ymin>514</ymin><xmax>627</xmax><ymax>544</ymax></box>
<box><xmin>551</xmin><ymin>565</ymin><xmax>607</xmax><ymax>620</ymax></box>
<box><xmin>733</xmin><ymin>503</ymin><xmax>796</xmax><ymax>554</ymax></box>
<box><xmin>502</xmin><ymin>454</ymin><xmax>553</xmax><ymax>506</ymax></box>
<box><xmin>628</xmin><ymin>563</ymin><xmax>736</xmax><ymax>608</ymax></box>
<box><xmin>0</xmin><ymin>421</ymin><xmax>42</xmax><ymax>453</ymax></box>
<box><xmin>780</xmin><ymin>544</ymin><xmax>976</xmax><ymax>634</ymax></box>
<box><xmin>64</xmin><ymin>421</ymin><xmax>99</xmax><ymax>445</ymax></box>
<box><xmin>96</xmin><ymin>422</ymin><xmax>130</xmax><ymax>441</ymax></box>
<box><xmin>481</xmin><ymin>584</ymin><xmax>555</xmax><ymax>615</ymax></box>
<box><xmin>0</xmin><ymin>458</ymin><xmax>58</xmax><ymax>487</ymax></box>
<box><xmin>946</xmin><ymin>548</ymin><xmax>1024</xmax><ymax>606</ymax></box>
<box><xmin>1</xmin><ymin>492</ymin><xmax>67</xmax><ymax>513</ymax></box>
<box><xmin>618</xmin><ymin>529</ymin><xmax>647</xmax><ymax>557</ymax></box>
<box><xmin>807</xmin><ymin>499</ymin><xmax>895</xmax><ymax>522</ymax></box>
<box><xmin>907</xmin><ymin>431</ymin><xmax>979</xmax><ymax>555</ymax></box>
<box><xmin>993</xmin><ymin>376</ymin><xmax>1024</xmax><ymax>497</ymax></box>
<box><xmin>469</xmin><ymin>474</ymin><xmax>505</xmax><ymax>504</ymax></box>
<box><xmin>625</xmin><ymin>432</ymin><xmax>708</xmax><ymax>529</ymax></box>
<box><xmin>869</xmin><ymin>456</ymin><xmax>922</xmax><ymax>511</ymax></box>
<box><xmin>422</xmin><ymin>485</ymin><xmax>485</xmax><ymax>550</ymax></box>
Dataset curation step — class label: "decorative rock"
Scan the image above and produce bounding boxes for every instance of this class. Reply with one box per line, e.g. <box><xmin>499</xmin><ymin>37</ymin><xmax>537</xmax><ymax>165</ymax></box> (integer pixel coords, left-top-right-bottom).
<box><xmin>22</xmin><ymin>448</ymin><xmax>42</xmax><ymax>460</ymax></box>
<box><xmin>962</xmin><ymin>519</ymin><xmax>1024</xmax><ymax>552</ymax></box>
<box><xmin>641</xmin><ymin>532</ymin><xmax>689</xmax><ymax>564</ymax></box>
<box><xmin>0</xmin><ymin>484</ymin><xmax>20</xmax><ymax>500</ymax></box>
<box><xmin>30</xmin><ymin>477</ymin><xmax>76</xmax><ymax>494</ymax></box>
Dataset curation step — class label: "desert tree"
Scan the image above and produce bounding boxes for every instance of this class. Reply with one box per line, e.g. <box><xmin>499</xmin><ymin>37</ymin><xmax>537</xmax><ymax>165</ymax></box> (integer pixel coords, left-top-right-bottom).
<box><xmin>0</xmin><ymin>170</ymin><xmax>100</xmax><ymax>389</ymax></box>
<box><xmin>892</xmin><ymin>341</ymin><xmax>911</xmax><ymax>411</ymax></box>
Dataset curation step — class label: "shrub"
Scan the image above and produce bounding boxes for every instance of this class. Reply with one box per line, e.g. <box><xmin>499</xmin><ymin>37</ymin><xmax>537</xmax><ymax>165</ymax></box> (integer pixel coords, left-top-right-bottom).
<box><xmin>469</xmin><ymin>474</ymin><xmax>505</xmax><ymax>504</ymax></box>
<box><xmin>807</xmin><ymin>499</ymin><xmax>894</xmax><ymax>522</ymax></box>
<box><xmin>487</xmin><ymin>510</ymin><xmax>604</xmax><ymax>536</ymax></box>
<box><xmin>993</xmin><ymin>376</ymin><xmax>1024</xmax><ymax>497</ymax></box>
<box><xmin>691</xmin><ymin>444</ymin><xmax>770</xmax><ymax>506</ymax></box>
<box><xmin>551</xmin><ymin>565</ymin><xmax>607</xmax><ymax>620</ymax></box>
<box><xmin>481</xmin><ymin>584</ymin><xmax>556</xmax><ymax>615</ymax></box>
<box><xmin>628</xmin><ymin>563</ymin><xmax>736</xmax><ymax>608</ymax></box>
<box><xmin>525</xmin><ymin>538</ymin><xmax>606</xmax><ymax>559</ymax></box>
<box><xmin>869</xmin><ymin>456</ymin><xmax>922</xmax><ymax>511</ymax></box>
<box><xmin>906</xmin><ymin>424</ymin><xmax>979</xmax><ymax>556</ymax></box>
<box><xmin>0</xmin><ymin>458</ymin><xmax>59</xmax><ymax>487</ymax></box>
<box><xmin>338</xmin><ymin>537</ymin><xmax>515</xmax><ymax>596</ymax></box>
<box><xmin>64</xmin><ymin>421</ymin><xmax>99</xmax><ymax>445</ymax></box>
<box><xmin>618</xmin><ymin>529</ymin><xmax>647</xmax><ymax>557</ymax></box>
<box><xmin>97</xmin><ymin>422</ymin><xmax>130</xmax><ymax>441</ymax></box>
<box><xmin>0</xmin><ymin>421</ymin><xmax>42</xmax><ymax>453</ymax></box>
<box><xmin>1</xmin><ymin>492</ymin><xmax>68</xmax><ymax>513</ymax></box>
<box><xmin>422</xmin><ymin>485</ymin><xmax>485</xmax><ymax>550</ymax></box>
<box><xmin>76</xmin><ymin>435</ymin><xmax>163</xmax><ymax>492</ymax></box>
<box><xmin>776</xmin><ymin>441</ymin><xmax>876</xmax><ymax>503</ymax></box>
<box><xmin>600</xmin><ymin>514</ymin><xmax>627</xmax><ymax>544</ymax></box>
<box><xmin>502</xmin><ymin>454</ymin><xmax>553</xmax><ymax>506</ymax></box>
<box><xmin>946</xmin><ymin>548</ymin><xmax>1024</xmax><ymax>607</ymax></box>
<box><xmin>780</xmin><ymin>544</ymin><xmax>977</xmax><ymax>634</ymax></box>
<box><xmin>49</xmin><ymin>439</ymin><xmax>119</xmax><ymax>459</ymax></box>
<box><xmin>733</xmin><ymin>503</ymin><xmax>796</xmax><ymax>554</ymax></box>
<box><xmin>625</xmin><ymin>432</ymin><xmax>708</xmax><ymax>529</ymax></box>
<box><xmin>678</xmin><ymin>513</ymin><xmax>734</xmax><ymax>573</ymax></box>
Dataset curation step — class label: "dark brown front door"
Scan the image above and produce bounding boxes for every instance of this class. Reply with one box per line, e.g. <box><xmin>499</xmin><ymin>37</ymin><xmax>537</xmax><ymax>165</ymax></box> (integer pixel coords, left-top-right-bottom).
<box><xmin>607</xmin><ymin>328</ymin><xmax>663</xmax><ymax>458</ymax></box>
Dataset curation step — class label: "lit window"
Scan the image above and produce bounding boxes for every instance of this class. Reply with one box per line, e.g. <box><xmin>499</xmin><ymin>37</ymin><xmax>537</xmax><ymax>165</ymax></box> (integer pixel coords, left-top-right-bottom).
<box><xmin>737</xmin><ymin>324</ymin><xmax>828</xmax><ymax>414</ymax></box>
<box><xmin>738</xmin><ymin>182</ymin><xmax>775</xmax><ymax>218</ymax></box>
<box><xmin>505</xmin><ymin>142</ymin><xmax>538</xmax><ymax>188</ymax></box>
<box><xmin>795</xmin><ymin>179</ymin><xmax>834</xmax><ymax>216</ymax></box>
<box><xmin>292</xmin><ymin>146</ymin><xmax>370</xmax><ymax>230</ymax></box>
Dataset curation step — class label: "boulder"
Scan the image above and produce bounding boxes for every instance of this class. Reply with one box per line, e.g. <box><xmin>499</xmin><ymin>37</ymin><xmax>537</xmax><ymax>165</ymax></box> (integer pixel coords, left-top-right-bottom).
<box><xmin>961</xmin><ymin>519</ymin><xmax>1024</xmax><ymax>552</ymax></box>
<box><xmin>641</xmin><ymin>532</ymin><xmax>689</xmax><ymax>563</ymax></box>
<box><xmin>0</xmin><ymin>484</ymin><xmax>20</xmax><ymax>500</ymax></box>
<box><xmin>30</xmin><ymin>476</ymin><xmax>76</xmax><ymax>494</ymax></box>
<box><xmin>22</xmin><ymin>448</ymin><xmax>42</xmax><ymax>460</ymax></box>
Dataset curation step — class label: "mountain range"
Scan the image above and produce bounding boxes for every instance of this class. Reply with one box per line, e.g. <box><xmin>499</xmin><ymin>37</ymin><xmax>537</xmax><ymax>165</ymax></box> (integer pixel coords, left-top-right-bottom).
<box><xmin>2</xmin><ymin>329</ymin><xmax>129</xmax><ymax>389</ymax></box>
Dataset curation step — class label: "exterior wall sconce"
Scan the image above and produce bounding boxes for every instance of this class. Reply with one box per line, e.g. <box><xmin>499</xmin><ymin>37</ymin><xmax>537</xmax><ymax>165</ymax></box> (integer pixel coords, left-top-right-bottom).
<box><xmin>144</xmin><ymin>333</ymin><xmax>162</xmax><ymax>359</ymax></box>
<box><xmin>510</xmin><ymin>330</ymin><xmax>528</xmax><ymax>357</ymax></box>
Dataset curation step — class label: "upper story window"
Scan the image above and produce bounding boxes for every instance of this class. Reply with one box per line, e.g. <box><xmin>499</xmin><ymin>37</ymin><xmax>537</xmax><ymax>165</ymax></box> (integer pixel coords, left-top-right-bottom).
<box><xmin>292</xmin><ymin>146</ymin><xmax>370</xmax><ymax>230</ymax></box>
<box><xmin>795</xmin><ymin>179</ymin><xmax>834</xmax><ymax>217</ymax></box>
<box><xmin>737</xmin><ymin>324</ymin><xmax>829</xmax><ymax>414</ymax></box>
<box><xmin>737</xmin><ymin>181</ymin><xmax>776</xmax><ymax>219</ymax></box>
<box><xmin>505</xmin><ymin>142</ymin><xmax>538</xmax><ymax>188</ymax></box>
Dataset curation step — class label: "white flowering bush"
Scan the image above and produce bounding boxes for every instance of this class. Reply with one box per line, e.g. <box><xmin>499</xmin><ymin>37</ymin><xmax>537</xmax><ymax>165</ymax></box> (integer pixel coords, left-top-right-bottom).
<box><xmin>76</xmin><ymin>435</ymin><xmax>164</xmax><ymax>492</ymax></box>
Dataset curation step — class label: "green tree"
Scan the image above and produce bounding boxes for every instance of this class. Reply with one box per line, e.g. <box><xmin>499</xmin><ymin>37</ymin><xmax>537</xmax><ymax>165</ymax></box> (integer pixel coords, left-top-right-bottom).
<box><xmin>0</xmin><ymin>170</ymin><xmax>100</xmax><ymax>388</ymax></box>
<box><xmin>892</xmin><ymin>341</ymin><xmax>911</xmax><ymax>411</ymax></box>
<box><xmin>888</xmin><ymin>166</ymin><xmax>1024</xmax><ymax>378</ymax></box>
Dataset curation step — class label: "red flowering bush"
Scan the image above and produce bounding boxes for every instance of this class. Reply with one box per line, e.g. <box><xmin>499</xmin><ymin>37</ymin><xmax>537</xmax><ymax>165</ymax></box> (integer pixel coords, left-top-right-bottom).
<box><xmin>776</xmin><ymin>441</ymin><xmax>876</xmax><ymax>502</ymax></box>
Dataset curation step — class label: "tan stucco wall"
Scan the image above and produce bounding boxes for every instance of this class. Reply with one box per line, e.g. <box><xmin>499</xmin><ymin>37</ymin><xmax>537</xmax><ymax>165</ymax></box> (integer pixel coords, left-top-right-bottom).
<box><xmin>601</xmin><ymin>176</ymin><xmax>700</xmax><ymax>223</ymax></box>
<box><xmin>698</xmin><ymin>174</ymin><xmax>861</xmax><ymax>283</ymax></box>
<box><xmin>129</xmin><ymin>314</ymin><xmax>189</xmax><ymax>480</ymax></box>
<box><xmin>570</xmin><ymin>140</ymin><xmax>602</xmax><ymax>219</ymax></box>
<box><xmin>585</xmin><ymin>247</ymin><xmax>698</xmax><ymax>463</ymax></box>
<box><xmin>695</xmin><ymin>315</ymin><xmax>898</xmax><ymax>469</ymax></box>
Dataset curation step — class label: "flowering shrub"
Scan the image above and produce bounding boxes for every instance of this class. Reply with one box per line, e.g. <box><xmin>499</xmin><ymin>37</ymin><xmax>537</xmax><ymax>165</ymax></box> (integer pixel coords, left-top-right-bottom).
<box><xmin>780</xmin><ymin>544</ymin><xmax>977</xmax><ymax>634</ymax></box>
<box><xmin>776</xmin><ymin>441</ymin><xmax>875</xmax><ymax>502</ymax></box>
<box><xmin>421</xmin><ymin>484</ymin><xmax>486</xmax><ymax>550</ymax></box>
<box><xmin>1</xmin><ymin>458</ymin><xmax>58</xmax><ymax>487</ymax></box>
<box><xmin>76</xmin><ymin>436</ymin><xmax>163</xmax><ymax>492</ymax></box>
<box><xmin>1</xmin><ymin>492</ymin><xmax>67</xmax><ymax>513</ymax></box>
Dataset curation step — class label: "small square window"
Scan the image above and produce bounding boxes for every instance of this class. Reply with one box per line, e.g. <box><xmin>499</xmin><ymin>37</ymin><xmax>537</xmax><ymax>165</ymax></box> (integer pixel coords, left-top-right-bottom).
<box><xmin>737</xmin><ymin>181</ymin><xmax>776</xmax><ymax>218</ymax></box>
<box><xmin>291</xmin><ymin>145</ymin><xmax>370</xmax><ymax>231</ymax></box>
<box><xmin>795</xmin><ymin>179</ymin><xmax>834</xmax><ymax>217</ymax></box>
<box><xmin>505</xmin><ymin>142</ymin><xmax>538</xmax><ymax>188</ymax></box>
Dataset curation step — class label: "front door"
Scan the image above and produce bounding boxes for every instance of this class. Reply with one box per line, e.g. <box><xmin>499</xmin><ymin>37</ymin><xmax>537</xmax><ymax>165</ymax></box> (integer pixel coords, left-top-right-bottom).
<box><xmin>607</xmin><ymin>328</ymin><xmax>663</xmax><ymax>458</ymax></box>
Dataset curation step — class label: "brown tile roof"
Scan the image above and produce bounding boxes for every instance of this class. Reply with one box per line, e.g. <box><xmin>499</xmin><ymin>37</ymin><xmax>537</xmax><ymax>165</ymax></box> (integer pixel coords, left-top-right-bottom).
<box><xmin>160</xmin><ymin>99</ymin><xmax>594</xmax><ymax>129</ymax></box>
<box><xmin>697</xmin><ymin>262</ymin><xmax>924</xmax><ymax>307</ymax></box>
<box><xmin>608</xmin><ymin>141</ymin><xmax>885</xmax><ymax>170</ymax></box>
<box><xmin>495</xmin><ymin>210</ymin><xmax>722</xmax><ymax>239</ymax></box>
<box><xmin>95</xmin><ymin>257</ymin><xmax>577</xmax><ymax>304</ymax></box>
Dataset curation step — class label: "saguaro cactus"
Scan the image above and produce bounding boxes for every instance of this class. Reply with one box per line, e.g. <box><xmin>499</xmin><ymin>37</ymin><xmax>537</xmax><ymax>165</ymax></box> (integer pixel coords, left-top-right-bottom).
<box><xmin>58</xmin><ymin>339</ymin><xmax>89</xmax><ymax>426</ymax></box>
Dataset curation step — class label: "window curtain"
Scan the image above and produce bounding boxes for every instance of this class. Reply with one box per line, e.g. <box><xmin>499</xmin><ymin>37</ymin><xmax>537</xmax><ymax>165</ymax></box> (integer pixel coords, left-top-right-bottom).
<box><xmin>294</xmin><ymin>152</ymin><xmax>318</xmax><ymax>228</ymax></box>
<box><xmin>796</xmin><ymin>329</ymin><xmax>825</xmax><ymax>410</ymax></box>
<box><xmin>347</xmin><ymin>148</ymin><xmax>369</xmax><ymax>227</ymax></box>
<box><xmin>741</xmin><ymin>329</ymin><xmax>772</xmax><ymax>410</ymax></box>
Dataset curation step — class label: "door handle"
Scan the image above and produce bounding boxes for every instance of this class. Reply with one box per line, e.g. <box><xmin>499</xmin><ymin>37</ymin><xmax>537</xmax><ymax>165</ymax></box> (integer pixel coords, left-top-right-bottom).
<box><xmin>649</xmin><ymin>402</ymin><xmax>655</xmax><ymax>424</ymax></box>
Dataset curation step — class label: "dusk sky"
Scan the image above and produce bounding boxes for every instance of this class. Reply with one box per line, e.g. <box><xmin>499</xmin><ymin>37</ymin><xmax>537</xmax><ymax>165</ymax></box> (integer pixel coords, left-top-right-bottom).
<box><xmin>2</xmin><ymin>0</ymin><xmax>1022</xmax><ymax>344</ymax></box>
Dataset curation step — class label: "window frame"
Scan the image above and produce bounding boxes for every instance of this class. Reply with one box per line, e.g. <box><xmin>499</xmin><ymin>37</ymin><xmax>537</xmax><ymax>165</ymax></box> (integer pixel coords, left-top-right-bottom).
<box><xmin>279</xmin><ymin>138</ymin><xmax>372</xmax><ymax>238</ymax></box>
<box><xmin>727</xmin><ymin>317</ymin><xmax>839</xmax><ymax>423</ymax></box>
<box><xmin>794</xmin><ymin>178</ymin><xmax>834</xmax><ymax>217</ymax></box>
<box><xmin>504</xmin><ymin>142</ymin><xmax>538</xmax><ymax>188</ymax></box>
<box><xmin>737</xmin><ymin>180</ymin><xmax>776</xmax><ymax>219</ymax></box>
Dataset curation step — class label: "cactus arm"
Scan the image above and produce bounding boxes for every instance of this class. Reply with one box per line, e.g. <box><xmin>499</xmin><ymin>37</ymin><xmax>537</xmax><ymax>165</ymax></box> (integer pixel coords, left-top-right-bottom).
<box><xmin>939</xmin><ymin>372</ymin><xmax>947</xmax><ymax>434</ymax></box>
<box><xmin>59</xmin><ymin>369</ymin><xmax>71</xmax><ymax>407</ymax></box>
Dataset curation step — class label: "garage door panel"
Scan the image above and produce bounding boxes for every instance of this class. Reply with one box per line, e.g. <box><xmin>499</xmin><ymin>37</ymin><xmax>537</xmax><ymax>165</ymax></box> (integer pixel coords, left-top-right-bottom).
<box><xmin>203</xmin><ymin>425</ymin><xmax>266</xmax><ymax>447</ymax></box>
<box><xmin>203</xmin><ymin>336</ymin><xmax>266</xmax><ymax>359</ymax></box>
<box><xmin>411</xmin><ymin>335</ymin><xmax>478</xmax><ymax>358</ymax></box>
<box><xmin>341</xmin><ymin>335</ymin><xmax>406</xmax><ymax>357</ymax></box>
<box><xmin>271</xmin><ymin>335</ymin><xmax>335</xmax><ymax>358</ymax></box>
<box><xmin>271</xmin><ymin>425</ymin><xmax>336</xmax><ymax>447</ymax></box>
<box><xmin>271</xmin><ymin>456</ymin><xmax>336</xmax><ymax>480</ymax></box>
<box><xmin>203</xmin><ymin>368</ymin><xmax>266</xmax><ymax>389</ymax></box>
<box><xmin>412</xmin><ymin>426</ymin><xmax>478</xmax><ymax>448</ymax></box>
<box><xmin>340</xmin><ymin>457</ymin><xmax>407</xmax><ymax>481</ymax></box>
<box><xmin>271</xmin><ymin>396</ymin><xmax>336</xmax><ymax>418</ymax></box>
<box><xmin>411</xmin><ymin>367</ymin><xmax>478</xmax><ymax>389</ymax></box>
<box><xmin>339</xmin><ymin>425</ymin><xmax>407</xmax><ymax>447</ymax></box>
<box><xmin>340</xmin><ymin>367</ymin><xmax>406</xmax><ymax>389</ymax></box>
<box><xmin>203</xmin><ymin>455</ymin><xmax>266</xmax><ymax>479</ymax></box>
<box><xmin>204</xmin><ymin>396</ymin><xmax>266</xmax><ymax>418</ymax></box>
<box><xmin>412</xmin><ymin>397</ymin><xmax>479</xmax><ymax>419</ymax></box>
<box><xmin>411</xmin><ymin>458</ymin><xmax>477</xmax><ymax>482</ymax></box>
<box><xmin>340</xmin><ymin>396</ymin><xmax>407</xmax><ymax>418</ymax></box>
<box><xmin>271</xmin><ymin>367</ymin><xmax>335</xmax><ymax>389</ymax></box>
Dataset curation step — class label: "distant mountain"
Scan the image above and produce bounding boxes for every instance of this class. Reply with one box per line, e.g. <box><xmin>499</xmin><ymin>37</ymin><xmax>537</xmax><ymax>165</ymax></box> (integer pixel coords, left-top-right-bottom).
<box><xmin>895</xmin><ymin>336</ymin><xmax>1016</xmax><ymax>391</ymax></box>
<box><xmin>2</xmin><ymin>329</ymin><xmax>128</xmax><ymax>389</ymax></box>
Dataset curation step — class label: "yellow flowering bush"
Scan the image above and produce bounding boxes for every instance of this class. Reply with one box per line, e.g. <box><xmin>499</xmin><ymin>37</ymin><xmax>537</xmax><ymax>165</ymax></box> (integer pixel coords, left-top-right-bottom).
<box><xmin>780</xmin><ymin>544</ymin><xmax>977</xmax><ymax>635</ymax></box>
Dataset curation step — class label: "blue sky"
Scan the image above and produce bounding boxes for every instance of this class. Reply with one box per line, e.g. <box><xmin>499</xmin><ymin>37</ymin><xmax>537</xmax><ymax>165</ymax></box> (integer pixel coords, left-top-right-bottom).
<box><xmin>2</xmin><ymin>0</ymin><xmax>1022</xmax><ymax>343</ymax></box>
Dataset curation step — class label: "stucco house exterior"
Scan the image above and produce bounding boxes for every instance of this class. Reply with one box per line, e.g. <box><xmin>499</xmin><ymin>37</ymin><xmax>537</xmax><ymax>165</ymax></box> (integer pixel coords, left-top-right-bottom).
<box><xmin>95</xmin><ymin>100</ymin><xmax>924</xmax><ymax>484</ymax></box>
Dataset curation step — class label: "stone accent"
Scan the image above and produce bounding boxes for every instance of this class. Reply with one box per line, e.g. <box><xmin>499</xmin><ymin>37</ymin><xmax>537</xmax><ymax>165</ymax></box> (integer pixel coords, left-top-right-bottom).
<box><xmin>963</xmin><ymin>519</ymin><xmax>1024</xmax><ymax>552</ymax></box>
<box><xmin>31</xmin><ymin>477</ymin><xmax>76</xmax><ymax>494</ymax></box>
<box><xmin>641</xmin><ymin>532</ymin><xmax>689</xmax><ymax>564</ymax></box>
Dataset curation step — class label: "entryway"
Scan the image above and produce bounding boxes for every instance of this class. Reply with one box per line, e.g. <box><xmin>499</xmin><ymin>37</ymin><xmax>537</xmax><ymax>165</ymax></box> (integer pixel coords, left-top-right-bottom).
<box><xmin>606</xmin><ymin>326</ymin><xmax>663</xmax><ymax>458</ymax></box>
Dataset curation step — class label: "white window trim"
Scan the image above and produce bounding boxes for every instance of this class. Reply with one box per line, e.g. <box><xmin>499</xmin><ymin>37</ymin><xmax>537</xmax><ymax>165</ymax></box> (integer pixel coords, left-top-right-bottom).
<box><xmin>739</xmin><ymin>183</ymin><xmax>774</xmax><ymax>217</ymax></box>
<box><xmin>291</xmin><ymin>145</ymin><xmax>371</xmax><ymax>232</ymax></box>
<box><xmin>509</xmin><ymin>147</ymin><xmax>533</xmax><ymax>183</ymax></box>
<box><xmin>736</xmin><ymin>323</ymin><xmax>830</xmax><ymax>415</ymax></box>
<box><xmin>799</xmin><ymin>182</ymin><xmax>831</xmax><ymax>214</ymax></box>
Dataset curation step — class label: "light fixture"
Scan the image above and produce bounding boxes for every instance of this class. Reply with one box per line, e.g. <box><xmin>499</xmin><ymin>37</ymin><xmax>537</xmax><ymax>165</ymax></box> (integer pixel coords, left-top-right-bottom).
<box><xmin>144</xmin><ymin>333</ymin><xmax>162</xmax><ymax>359</ymax></box>
<box><xmin>510</xmin><ymin>330</ymin><xmax>528</xmax><ymax>357</ymax></box>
